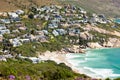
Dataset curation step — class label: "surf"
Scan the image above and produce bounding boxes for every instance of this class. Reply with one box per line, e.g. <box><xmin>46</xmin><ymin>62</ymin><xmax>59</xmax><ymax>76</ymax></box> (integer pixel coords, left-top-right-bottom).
<box><xmin>66</xmin><ymin>48</ymin><xmax>120</xmax><ymax>79</ymax></box>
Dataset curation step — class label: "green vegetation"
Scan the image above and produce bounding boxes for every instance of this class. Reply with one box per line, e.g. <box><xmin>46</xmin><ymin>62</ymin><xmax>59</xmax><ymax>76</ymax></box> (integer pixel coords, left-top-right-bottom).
<box><xmin>0</xmin><ymin>42</ymin><xmax>3</xmax><ymax>50</ymax></box>
<box><xmin>89</xmin><ymin>30</ymin><xmax>120</xmax><ymax>43</ymax></box>
<box><xmin>22</xmin><ymin>18</ymin><xmax>42</xmax><ymax>31</ymax></box>
<box><xmin>96</xmin><ymin>23</ymin><xmax>120</xmax><ymax>32</ymax></box>
<box><xmin>28</xmin><ymin>13</ymin><xmax>34</xmax><ymax>19</ymax></box>
<box><xmin>14</xmin><ymin>43</ymin><xmax>37</xmax><ymax>57</ymax></box>
<box><xmin>114</xmin><ymin>23</ymin><xmax>120</xmax><ymax>32</ymax></box>
<box><xmin>114</xmin><ymin>78</ymin><xmax>120</xmax><ymax>80</ymax></box>
<box><xmin>1</xmin><ymin>2</ymin><xmax>120</xmax><ymax>80</ymax></box>
<box><xmin>89</xmin><ymin>31</ymin><xmax>109</xmax><ymax>42</ymax></box>
<box><xmin>97</xmin><ymin>23</ymin><xmax>114</xmax><ymax>32</ymax></box>
<box><xmin>12</xmin><ymin>35</ymin><xmax>70</xmax><ymax>56</ymax></box>
<box><xmin>0</xmin><ymin>59</ymin><xmax>88</xmax><ymax>80</ymax></box>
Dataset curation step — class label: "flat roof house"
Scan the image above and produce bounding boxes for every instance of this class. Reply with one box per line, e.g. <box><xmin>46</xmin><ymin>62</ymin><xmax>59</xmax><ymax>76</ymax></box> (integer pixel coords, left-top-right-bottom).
<box><xmin>0</xmin><ymin>29</ymin><xmax>10</xmax><ymax>35</ymax></box>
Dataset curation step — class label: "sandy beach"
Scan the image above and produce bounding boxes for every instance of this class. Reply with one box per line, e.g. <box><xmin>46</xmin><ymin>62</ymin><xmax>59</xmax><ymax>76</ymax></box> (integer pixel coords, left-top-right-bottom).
<box><xmin>38</xmin><ymin>50</ymin><xmax>113</xmax><ymax>80</ymax></box>
<box><xmin>38</xmin><ymin>51</ymin><xmax>81</xmax><ymax>74</ymax></box>
<box><xmin>38</xmin><ymin>51</ymin><xmax>101</xmax><ymax>79</ymax></box>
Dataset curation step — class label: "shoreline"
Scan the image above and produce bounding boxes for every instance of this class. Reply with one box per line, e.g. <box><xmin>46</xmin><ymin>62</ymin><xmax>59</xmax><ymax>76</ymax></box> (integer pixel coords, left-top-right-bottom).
<box><xmin>38</xmin><ymin>51</ymin><xmax>81</xmax><ymax>73</ymax></box>
<box><xmin>38</xmin><ymin>47</ymin><xmax>120</xmax><ymax>79</ymax></box>
<box><xmin>38</xmin><ymin>50</ymin><xmax>102</xmax><ymax>79</ymax></box>
<box><xmin>38</xmin><ymin>51</ymin><xmax>102</xmax><ymax>79</ymax></box>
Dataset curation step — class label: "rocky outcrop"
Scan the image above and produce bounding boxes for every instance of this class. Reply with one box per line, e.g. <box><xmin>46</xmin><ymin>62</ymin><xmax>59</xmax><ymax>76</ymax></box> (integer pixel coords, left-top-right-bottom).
<box><xmin>63</xmin><ymin>45</ymin><xmax>85</xmax><ymax>53</ymax></box>
<box><xmin>87</xmin><ymin>42</ymin><xmax>103</xmax><ymax>48</ymax></box>
<box><xmin>103</xmin><ymin>41</ymin><xmax>113</xmax><ymax>47</ymax></box>
<box><xmin>103</xmin><ymin>38</ymin><xmax>120</xmax><ymax>47</ymax></box>
<box><xmin>80</xmin><ymin>31</ymin><xmax>93</xmax><ymax>40</ymax></box>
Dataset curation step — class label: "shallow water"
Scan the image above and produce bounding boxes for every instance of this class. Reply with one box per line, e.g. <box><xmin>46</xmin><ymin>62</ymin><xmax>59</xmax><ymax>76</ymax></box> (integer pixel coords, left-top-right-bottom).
<box><xmin>66</xmin><ymin>48</ymin><xmax>120</xmax><ymax>79</ymax></box>
<box><xmin>114</xmin><ymin>19</ymin><xmax>120</xmax><ymax>24</ymax></box>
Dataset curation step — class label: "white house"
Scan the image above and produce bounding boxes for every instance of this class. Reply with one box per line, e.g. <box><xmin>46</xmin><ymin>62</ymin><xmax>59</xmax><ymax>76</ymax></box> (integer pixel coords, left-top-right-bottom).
<box><xmin>0</xmin><ymin>24</ymin><xmax>6</xmax><ymax>30</ymax></box>
<box><xmin>28</xmin><ymin>57</ymin><xmax>41</xmax><ymax>63</ymax></box>
<box><xmin>9</xmin><ymin>38</ymin><xmax>22</xmax><ymax>47</ymax></box>
<box><xmin>20</xmin><ymin>39</ymin><xmax>30</xmax><ymax>43</ymax></box>
<box><xmin>56</xmin><ymin>29</ymin><xmax>67</xmax><ymax>35</ymax></box>
<box><xmin>52</xmin><ymin>30</ymin><xmax>59</xmax><ymax>36</ymax></box>
<box><xmin>42</xmin><ymin>30</ymin><xmax>49</xmax><ymax>35</ymax></box>
<box><xmin>0</xmin><ymin>19</ymin><xmax>11</xmax><ymax>24</ymax></box>
<box><xmin>48</xmin><ymin>23</ymin><xmax>58</xmax><ymax>29</ymax></box>
<box><xmin>0</xmin><ymin>56</ymin><xmax>7</xmax><ymax>61</ymax></box>
<box><xmin>0</xmin><ymin>12</ymin><xmax>8</xmax><ymax>17</ymax></box>
<box><xmin>8</xmin><ymin>12</ymin><xmax>19</xmax><ymax>18</ymax></box>
<box><xmin>15</xmin><ymin>10</ymin><xmax>24</xmax><ymax>15</ymax></box>
<box><xmin>0</xmin><ymin>29</ymin><xmax>10</xmax><ymax>35</ymax></box>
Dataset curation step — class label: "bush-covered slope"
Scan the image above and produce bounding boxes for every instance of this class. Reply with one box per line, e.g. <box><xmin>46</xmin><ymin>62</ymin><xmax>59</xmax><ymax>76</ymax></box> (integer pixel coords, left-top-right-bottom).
<box><xmin>0</xmin><ymin>59</ymin><xmax>88</xmax><ymax>80</ymax></box>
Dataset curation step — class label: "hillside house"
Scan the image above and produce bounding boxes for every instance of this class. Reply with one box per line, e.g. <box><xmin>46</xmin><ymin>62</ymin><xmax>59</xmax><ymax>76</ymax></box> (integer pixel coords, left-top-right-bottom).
<box><xmin>28</xmin><ymin>57</ymin><xmax>41</xmax><ymax>63</ymax></box>
<box><xmin>68</xmin><ymin>28</ymin><xmax>80</xmax><ymax>36</ymax></box>
<box><xmin>15</xmin><ymin>23</ymin><xmax>26</xmax><ymax>30</ymax></box>
<box><xmin>42</xmin><ymin>30</ymin><xmax>49</xmax><ymax>35</ymax></box>
<box><xmin>0</xmin><ymin>29</ymin><xmax>10</xmax><ymax>35</ymax></box>
<box><xmin>35</xmin><ymin>30</ymin><xmax>45</xmax><ymax>35</ymax></box>
<box><xmin>52</xmin><ymin>30</ymin><xmax>59</xmax><ymax>36</ymax></box>
<box><xmin>11</xmin><ymin>17</ymin><xmax>21</xmax><ymax>22</ymax></box>
<box><xmin>0</xmin><ymin>12</ymin><xmax>8</xmax><ymax>17</ymax></box>
<box><xmin>0</xmin><ymin>55</ymin><xmax>7</xmax><ymax>61</ymax></box>
<box><xmin>15</xmin><ymin>10</ymin><xmax>24</xmax><ymax>15</ymax></box>
<box><xmin>23</xmin><ymin>34</ymin><xmax>36</xmax><ymax>42</ymax></box>
<box><xmin>9</xmin><ymin>38</ymin><xmax>22</xmax><ymax>47</ymax></box>
<box><xmin>8</xmin><ymin>12</ymin><xmax>19</xmax><ymax>18</ymax></box>
<box><xmin>0</xmin><ymin>34</ymin><xmax>3</xmax><ymax>42</ymax></box>
<box><xmin>48</xmin><ymin>23</ymin><xmax>58</xmax><ymax>29</ymax></box>
<box><xmin>0</xmin><ymin>19</ymin><xmax>11</xmax><ymax>24</ymax></box>
<box><xmin>20</xmin><ymin>39</ymin><xmax>30</xmax><ymax>43</ymax></box>
<box><xmin>56</xmin><ymin>29</ymin><xmax>67</xmax><ymax>35</ymax></box>
<box><xmin>0</xmin><ymin>24</ymin><xmax>6</xmax><ymax>30</ymax></box>
<box><xmin>35</xmin><ymin>35</ymin><xmax>48</xmax><ymax>42</ymax></box>
<box><xmin>38</xmin><ymin>36</ymin><xmax>48</xmax><ymax>42</ymax></box>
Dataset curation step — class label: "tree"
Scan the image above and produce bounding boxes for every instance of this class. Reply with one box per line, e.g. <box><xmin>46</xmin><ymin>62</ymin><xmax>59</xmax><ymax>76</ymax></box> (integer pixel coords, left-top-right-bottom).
<box><xmin>2</xmin><ymin>39</ymin><xmax>13</xmax><ymax>54</ymax></box>
<box><xmin>31</xmin><ymin>29</ymin><xmax>36</xmax><ymax>35</ymax></box>
<box><xmin>30</xmin><ymin>7</ymin><xmax>37</xmax><ymax>14</ymax></box>
<box><xmin>79</xmin><ymin>37</ymin><xmax>87</xmax><ymax>48</ymax></box>
<box><xmin>28</xmin><ymin>13</ymin><xmax>34</xmax><ymax>19</ymax></box>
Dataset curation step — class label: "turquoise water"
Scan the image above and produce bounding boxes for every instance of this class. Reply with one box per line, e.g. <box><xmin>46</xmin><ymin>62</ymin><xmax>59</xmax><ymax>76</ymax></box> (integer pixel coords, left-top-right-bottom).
<box><xmin>66</xmin><ymin>48</ymin><xmax>120</xmax><ymax>79</ymax></box>
<box><xmin>114</xmin><ymin>19</ymin><xmax>120</xmax><ymax>24</ymax></box>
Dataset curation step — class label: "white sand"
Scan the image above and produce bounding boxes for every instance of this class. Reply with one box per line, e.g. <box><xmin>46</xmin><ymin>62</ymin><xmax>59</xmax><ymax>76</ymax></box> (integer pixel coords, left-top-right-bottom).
<box><xmin>38</xmin><ymin>51</ymin><xmax>103</xmax><ymax>79</ymax></box>
<box><xmin>38</xmin><ymin>51</ymin><xmax>80</xmax><ymax>73</ymax></box>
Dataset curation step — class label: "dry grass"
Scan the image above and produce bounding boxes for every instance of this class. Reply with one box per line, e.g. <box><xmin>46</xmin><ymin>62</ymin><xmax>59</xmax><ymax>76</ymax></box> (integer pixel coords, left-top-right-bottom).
<box><xmin>0</xmin><ymin>0</ymin><xmax>60</xmax><ymax>12</ymax></box>
<box><xmin>1</xmin><ymin>0</ymin><xmax>120</xmax><ymax>17</ymax></box>
<box><xmin>0</xmin><ymin>0</ymin><xmax>19</xmax><ymax>12</ymax></box>
<box><xmin>58</xmin><ymin>0</ymin><xmax>120</xmax><ymax>17</ymax></box>
<box><xmin>33</xmin><ymin>0</ymin><xmax>60</xmax><ymax>6</ymax></box>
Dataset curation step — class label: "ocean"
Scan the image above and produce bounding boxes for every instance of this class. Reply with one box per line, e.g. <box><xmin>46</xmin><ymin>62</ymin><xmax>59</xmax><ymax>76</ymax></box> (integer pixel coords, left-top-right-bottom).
<box><xmin>66</xmin><ymin>48</ymin><xmax>120</xmax><ymax>79</ymax></box>
<box><xmin>114</xmin><ymin>19</ymin><xmax>120</xmax><ymax>24</ymax></box>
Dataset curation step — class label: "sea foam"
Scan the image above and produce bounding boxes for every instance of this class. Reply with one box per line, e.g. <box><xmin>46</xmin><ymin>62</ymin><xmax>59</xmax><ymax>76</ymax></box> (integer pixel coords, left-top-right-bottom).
<box><xmin>66</xmin><ymin>48</ymin><xmax>120</xmax><ymax>79</ymax></box>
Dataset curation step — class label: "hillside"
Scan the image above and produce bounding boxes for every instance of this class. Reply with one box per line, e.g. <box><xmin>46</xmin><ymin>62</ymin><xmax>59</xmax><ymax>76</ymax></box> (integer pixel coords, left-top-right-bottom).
<box><xmin>0</xmin><ymin>0</ymin><xmax>59</xmax><ymax>12</ymax></box>
<box><xmin>58</xmin><ymin>0</ymin><xmax>120</xmax><ymax>17</ymax></box>
<box><xmin>1</xmin><ymin>0</ymin><xmax>120</xmax><ymax>17</ymax></box>
<box><xmin>0</xmin><ymin>0</ymin><xmax>18</xmax><ymax>11</ymax></box>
